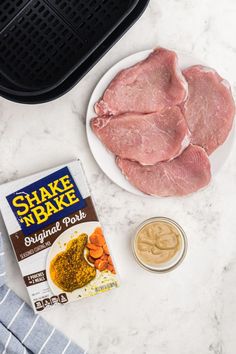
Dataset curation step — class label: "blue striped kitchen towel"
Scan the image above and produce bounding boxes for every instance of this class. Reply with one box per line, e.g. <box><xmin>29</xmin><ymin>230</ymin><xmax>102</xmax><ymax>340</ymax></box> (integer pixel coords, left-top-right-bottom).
<box><xmin>0</xmin><ymin>236</ymin><xmax>85</xmax><ymax>354</ymax></box>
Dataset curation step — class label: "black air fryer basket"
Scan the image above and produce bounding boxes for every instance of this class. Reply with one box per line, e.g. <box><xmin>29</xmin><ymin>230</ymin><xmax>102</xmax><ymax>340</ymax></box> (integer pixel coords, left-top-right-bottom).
<box><xmin>0</xmin><ymin>0</ymin><xmax>149</xmax><ymax>104</ymax></box>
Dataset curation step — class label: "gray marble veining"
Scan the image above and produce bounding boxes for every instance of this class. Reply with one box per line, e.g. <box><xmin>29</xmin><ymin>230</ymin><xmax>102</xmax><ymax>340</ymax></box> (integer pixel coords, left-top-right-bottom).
<box><xmin>0</xmin><ymin>0</ymin><xmax>236</xmax><ymax>353</ymax></box>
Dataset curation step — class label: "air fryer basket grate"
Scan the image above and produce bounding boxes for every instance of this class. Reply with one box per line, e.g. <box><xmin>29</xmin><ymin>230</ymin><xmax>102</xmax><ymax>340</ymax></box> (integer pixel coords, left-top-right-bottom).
<box><xmin>0</xmin><ymin>0</ymin><xmax>138</xmax><ymax>92</ymax></box>
<box><xmin>47</xmin><ymin>0</ymin><xmax>134</xmax><ymax>40</ymax></box>
<box><xmin>0</xmin><ymin>0</ymin><xmax>30</xmax><ymax>30</ymax></box>
<box><xmin>0</xmin><ymin>0</ymin><xmax>149</xmax><ymax>103</ymax></box>
<box><xmin>0</xmin><ymin>0</ymin><xmax>85</xmax><ymax>90</ymax></box>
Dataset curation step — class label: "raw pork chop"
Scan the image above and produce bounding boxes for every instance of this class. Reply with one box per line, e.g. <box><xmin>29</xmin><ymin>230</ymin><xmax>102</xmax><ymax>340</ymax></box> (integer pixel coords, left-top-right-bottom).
<box><xmin>91</xmin><ymin>107</ymin><xmax>190</xmax><ymax>165</ymax></box>
<box><xmin>182</xmin><ymin>65</ymin><xmax>235</xmax><ymax>155</ymax></box>
<box><xmin>117</xmin><ymin>145</ymin><xmax>211</xmax><ymax>197</ymax></box>
<box><xmin>95</xmin><ymin>48</ymin><xmax>188</xmax><ymax>116</ymax></box>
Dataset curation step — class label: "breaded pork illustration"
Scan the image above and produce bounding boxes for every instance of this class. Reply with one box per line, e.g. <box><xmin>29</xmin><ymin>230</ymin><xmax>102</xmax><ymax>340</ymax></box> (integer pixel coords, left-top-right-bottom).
<box><xmin>50</xmin><ymin>233</ymin><xmax>96</xmax><ymax>292</ymax></box>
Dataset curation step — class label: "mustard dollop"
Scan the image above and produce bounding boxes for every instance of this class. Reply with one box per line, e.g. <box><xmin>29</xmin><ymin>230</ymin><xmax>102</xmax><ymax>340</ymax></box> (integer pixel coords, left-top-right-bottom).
<box><xmin>135</xmin><ymin>221</ymin><xmax>182</xmax><ymax>266</ymax></box>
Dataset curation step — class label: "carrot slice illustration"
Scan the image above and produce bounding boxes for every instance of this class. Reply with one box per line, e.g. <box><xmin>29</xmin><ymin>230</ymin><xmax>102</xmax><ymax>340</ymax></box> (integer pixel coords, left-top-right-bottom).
<box><xmin>90</xmin><ymin>247</ymin><xmax>104</xmax><ymax>259</ymax></box>
<box><xmin>95</xmin><ymin>260</ymin><xmax>108</xmax><ymax>271</ymax></box>
<box><xmin>103</xmin><ymin>244</ymin><xmax>110</xmax><ymax>255</ymax></box>
<box><xmin>86</xmin><ymin>243</ymin><xmax>98</xmax><ymax>250</ymax></box>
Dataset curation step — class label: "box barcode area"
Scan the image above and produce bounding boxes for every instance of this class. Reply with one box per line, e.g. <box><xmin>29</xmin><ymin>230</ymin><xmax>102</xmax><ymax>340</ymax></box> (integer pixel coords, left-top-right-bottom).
<box><xmin>95</xmin><ymin>282</ymin><xmax>118</xmax><ymax>292</ymax></box>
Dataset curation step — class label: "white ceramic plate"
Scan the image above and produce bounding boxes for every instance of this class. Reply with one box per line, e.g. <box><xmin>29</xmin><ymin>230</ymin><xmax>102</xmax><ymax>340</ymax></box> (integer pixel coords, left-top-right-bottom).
<box><xmin>86</xmin><ymin>50</ymin><xmax>235</xmax><ymax>197</ymax></box>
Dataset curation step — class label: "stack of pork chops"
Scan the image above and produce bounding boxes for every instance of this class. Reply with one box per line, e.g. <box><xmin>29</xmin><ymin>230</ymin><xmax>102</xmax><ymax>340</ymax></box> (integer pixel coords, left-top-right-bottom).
<box><xmin>91</xmin><ymin>48</ymin><xmax>235</xmax><ymax>197</ymax></box>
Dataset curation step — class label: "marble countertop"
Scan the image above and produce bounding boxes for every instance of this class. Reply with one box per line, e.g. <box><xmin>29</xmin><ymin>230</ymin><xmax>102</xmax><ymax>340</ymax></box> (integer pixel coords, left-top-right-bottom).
<box><xmin>1</xmin><ymin>0</ymin><xmax>236</xmax><ymax>353</ymax></box>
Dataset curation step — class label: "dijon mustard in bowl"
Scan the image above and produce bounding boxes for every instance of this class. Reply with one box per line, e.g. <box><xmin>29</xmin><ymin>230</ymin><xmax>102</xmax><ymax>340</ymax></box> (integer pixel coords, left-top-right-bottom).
<box><xmin>133</xmin><ymin>217</ymin><xmax>187</xmax><ymax>273</ymax></box>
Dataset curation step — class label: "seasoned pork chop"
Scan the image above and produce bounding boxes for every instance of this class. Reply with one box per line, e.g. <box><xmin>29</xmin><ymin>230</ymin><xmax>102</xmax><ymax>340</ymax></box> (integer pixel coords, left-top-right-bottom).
<box><xmin>95</xmin><ymin>48</ymin><xmax>188</xmax><ymax>116</ymax></box>
<box><xmin>117</xmin><ymin>145</ymin><xmax>211</xmax><ymax>197</ymax></box>
<box><xmin>91</xmin><ymin>107</ymin><xmax>190</xmax><ymax>165</ymax></box>
<box><xmin>182</xmin><ymin>65</ymin><xmax>235</xmax><ymax>155</ymax></box>
<box><xmin>50</xmin><ymin>234</ymin><xmax>96</xmax><ymax>292</ymax></box>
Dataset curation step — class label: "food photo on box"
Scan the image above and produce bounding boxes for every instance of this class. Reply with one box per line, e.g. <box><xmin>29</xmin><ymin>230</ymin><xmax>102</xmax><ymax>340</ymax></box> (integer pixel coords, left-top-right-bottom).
<box><xmin>0</xmin><ymin>0</ymin><xmax>236</xmax><ymax>354</ymax></box>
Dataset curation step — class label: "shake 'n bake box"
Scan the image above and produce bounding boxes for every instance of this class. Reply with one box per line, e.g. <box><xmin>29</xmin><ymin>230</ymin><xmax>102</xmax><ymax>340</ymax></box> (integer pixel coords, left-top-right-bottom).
<box><xmin>0</xmin><ymin>161</ymin><xmax>119</xmax><ymax>313</ymax></box>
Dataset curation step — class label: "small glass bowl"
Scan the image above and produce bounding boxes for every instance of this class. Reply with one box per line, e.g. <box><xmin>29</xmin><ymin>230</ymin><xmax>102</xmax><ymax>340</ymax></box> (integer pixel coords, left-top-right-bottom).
<box><xmin>132</xmin><ymin>217</ymin><xmax>187</xmax><ymax>273</ymax></box>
